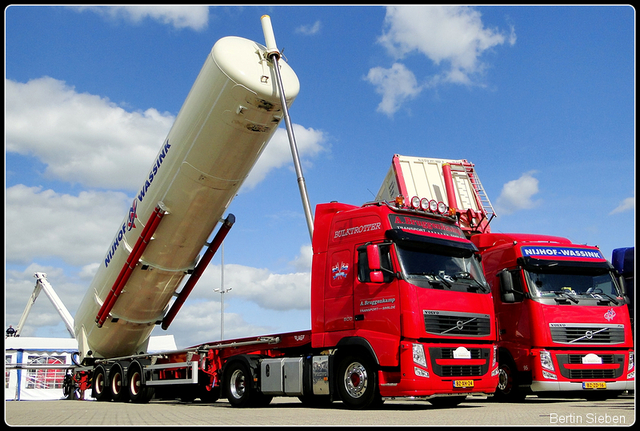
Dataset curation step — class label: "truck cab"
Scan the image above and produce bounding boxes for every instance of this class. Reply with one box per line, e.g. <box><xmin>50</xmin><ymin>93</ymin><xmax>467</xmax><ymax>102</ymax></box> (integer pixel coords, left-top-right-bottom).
<box><xmin>310</xmin><ymin>199</ymin><xmax>499</xmax><ymax>407</ymax></box>
<box><xmin>471</xmin><ymin>233</ymin><xmax>634</xmax><ymax>401</ymax></box>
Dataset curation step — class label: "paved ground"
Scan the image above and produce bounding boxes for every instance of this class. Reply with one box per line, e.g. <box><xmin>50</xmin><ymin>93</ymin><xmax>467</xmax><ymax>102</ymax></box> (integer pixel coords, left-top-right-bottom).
<box><xmin>5</xmin><ymin>394</ymin><xmax>635</xmax><ymax>426</ymax></box>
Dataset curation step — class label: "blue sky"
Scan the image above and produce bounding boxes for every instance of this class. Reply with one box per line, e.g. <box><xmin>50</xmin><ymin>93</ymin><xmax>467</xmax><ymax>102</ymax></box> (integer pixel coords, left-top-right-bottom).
<box><xmin>5</xmin><ymin>5</ymin><xmax>635</xmax><ymax>348</ymax></box>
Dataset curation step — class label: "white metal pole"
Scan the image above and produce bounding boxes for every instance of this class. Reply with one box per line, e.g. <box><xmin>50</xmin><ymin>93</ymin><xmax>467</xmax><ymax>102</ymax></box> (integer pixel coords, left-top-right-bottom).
<box><xmin>261</xmin><ymin>15</ymin><xmax>314</xmax><ymax>241</ymax></box>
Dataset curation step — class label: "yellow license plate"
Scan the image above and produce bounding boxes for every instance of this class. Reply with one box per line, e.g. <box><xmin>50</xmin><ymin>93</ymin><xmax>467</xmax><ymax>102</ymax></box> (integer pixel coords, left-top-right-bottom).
<box><xmin>453</xmin><ymin>380</ymin><xmax>474</xmax><ymax>388</ymax></box>
<box><xmin>583</xmin><ymin>382</ymin><xmax>606</xmax><ymax>389</ymax></box>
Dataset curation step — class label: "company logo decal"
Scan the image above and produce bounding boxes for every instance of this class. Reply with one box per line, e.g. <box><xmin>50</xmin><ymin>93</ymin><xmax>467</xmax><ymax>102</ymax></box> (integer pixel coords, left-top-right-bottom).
<box><xmin>104</xmin><ymin>140</ymin><xmax>172</xmax><ymax>268</ymax></box>
<box><xmin>332</xmin><ymin>262</ymin><xmax>349</xmax><ymax>280</ymax></box>
<box><xmin>359</xmin><ymin>297</ymin><xmax>396</xmax><ymax>313</ymax></box>
<box><xmin>388</xmin><ymin>215</ymin><xmax>465</xmax><ymax>240</ymax></box>
<box><xmin>127</xmin><ymin>198</ymin><xmax>138</xmax><ymax>230</ymax></box>
<box><xmin>521</xmin><ymin>246</ymin><xmax>604</xmax><ymax>260</ymax></box>
<box><xmin>604</xmin><ymin>308</ymin><xmax>616</xmax><ymax>321</ymax></box>
<box><xmin>334</xmin><ymin>222</ymin><xmax>381</xmax><ymax>239</ymax></box>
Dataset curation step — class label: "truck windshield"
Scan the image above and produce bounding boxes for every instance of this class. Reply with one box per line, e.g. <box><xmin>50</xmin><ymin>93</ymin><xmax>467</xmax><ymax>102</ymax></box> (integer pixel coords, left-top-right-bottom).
<box><xmin>395</xmin><ymin>244</ymin><xmax>489</xmax><ymax>293</ymax></box>
<box><xmin>524</xmin><ymin>270</ymin><xmax>623</xmax><ymax>304</ymax></box>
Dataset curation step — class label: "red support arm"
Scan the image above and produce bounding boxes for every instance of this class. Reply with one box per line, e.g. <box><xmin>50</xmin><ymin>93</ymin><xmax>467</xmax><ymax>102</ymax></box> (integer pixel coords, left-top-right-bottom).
<box><xmin>161</xmin><ymin>214</ymin><xmax>236</xmax><ymax>330</ymax></box>
<box><xmin>95</xmin><ymin>204</ymin><xmax>166</xmax><ymax>328</ymax></box>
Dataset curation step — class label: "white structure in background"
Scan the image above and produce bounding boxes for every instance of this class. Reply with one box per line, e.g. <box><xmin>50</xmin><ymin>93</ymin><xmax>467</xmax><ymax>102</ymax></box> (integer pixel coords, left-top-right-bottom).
<box><xmin>6</xmin><ymin>273</ymin><xmax>178</xmax><ymax>400</ymax></box>
<box><xmin>5</xmin><ymin>336</ymin><xmax>177</xmax><ymax>401</ymax></box>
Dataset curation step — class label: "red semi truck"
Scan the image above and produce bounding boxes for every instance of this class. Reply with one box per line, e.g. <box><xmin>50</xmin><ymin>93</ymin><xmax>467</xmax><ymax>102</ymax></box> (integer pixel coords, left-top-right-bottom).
<box><xmin>377</xmin><ymin>154</ymin><xmax>634</xmax><ymax>401</ymax></box>
<box><xmin>471</xmin><ymin>233</ymin><xmax>634</xmax><ymax>401</ymax></box>
<box><xmin>59</xmin><ymin>20</ymin><xmax>499</xmax><ymax>408</ymax></box>
<box><xmin>70</xmin><ymin>197</ymin><xmax>500</xmax><ymax>409</ymax></box>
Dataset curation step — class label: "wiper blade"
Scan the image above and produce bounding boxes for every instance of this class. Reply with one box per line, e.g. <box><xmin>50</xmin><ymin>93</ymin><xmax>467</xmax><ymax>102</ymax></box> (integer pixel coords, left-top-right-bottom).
<box><xmin>453</xmin><ymin>272</ymin><xmax>489</xmax><ymax>293</ymax></box>
<box><xmin>552</xmin><ymin>290</ymin><xmax>579</xmax><ymax>304</ymax></box>
<box><xmin>432</xmin><ymin>274</ymin><xmax>452</xmax><ymax>288</ymax></box>
<box><xmin>591</xmin><ymin>292</ymin><xmax>620</xmax><ymax>305</ymax></box>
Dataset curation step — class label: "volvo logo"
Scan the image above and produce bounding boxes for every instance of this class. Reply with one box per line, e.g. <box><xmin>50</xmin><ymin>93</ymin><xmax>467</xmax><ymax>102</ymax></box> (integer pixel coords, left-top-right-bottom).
<box><xmin>584</xmin><ymin>330</ymin><xmax>593</xmax><ymax>340</ymax></box>
<box><xmin>456</xmin><ymin>320</ymin><xmax>465</xmax><ymax>330</ymax></box>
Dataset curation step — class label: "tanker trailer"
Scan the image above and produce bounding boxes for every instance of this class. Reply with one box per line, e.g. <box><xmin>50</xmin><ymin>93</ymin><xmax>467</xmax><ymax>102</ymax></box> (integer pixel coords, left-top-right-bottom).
<box><xmin>73</xmin><ymin>33</ymin><xmax>299</xmax><ymax>363</ymax></box>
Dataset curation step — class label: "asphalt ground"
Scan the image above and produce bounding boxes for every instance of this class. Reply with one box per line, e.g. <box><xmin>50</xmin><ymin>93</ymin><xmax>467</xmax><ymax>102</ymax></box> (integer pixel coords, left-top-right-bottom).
<box><xmin>5</xmin><ymin>393</ymin><xmax>635</xmax><ymax>426</ymax></box>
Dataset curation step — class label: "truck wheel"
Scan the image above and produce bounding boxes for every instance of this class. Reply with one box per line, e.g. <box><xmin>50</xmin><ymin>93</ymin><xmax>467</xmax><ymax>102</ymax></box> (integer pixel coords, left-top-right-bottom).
<box><xmin>92</xmin><ymin>365</ymin><xmax>111</xmax><ymax>401</ymax></box>
<box><xmin>109</xmin><ymin>363</ymin><xmax>129</xmax><ymax>402</ymax></box>
<box><xmin>63</xmin><ymin>372</ymin><xmax>78</xmax><ymax>400</ymax></box>
<box><xmin>494</xmin><ymin>362</ymin><xmax>526</xmax><ymax>402</ymax></box>
<box><xmin>224</xmin><ymin>361</ymin><xmax>256</xmax><ymax>408</ymax></box>
<box><xmin>336</xmin><ymin>355</ymin><xmax>379</xmax><ymax>409</ymax></box>
<box><xmin>127</xmin><ymin>362</ymin><xmax>154</xmax><ymax>403</ymax></box>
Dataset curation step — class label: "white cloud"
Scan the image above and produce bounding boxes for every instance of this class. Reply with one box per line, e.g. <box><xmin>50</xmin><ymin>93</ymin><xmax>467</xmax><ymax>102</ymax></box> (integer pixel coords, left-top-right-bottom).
<box><xmin>368</xmin><ymin>6</ymin><xmax>516</xmax><ymax>115</ymax></box>
<box><xmin>609</xmin><ymin>197</ymin><xmax>634</xmax><ymax>215</ymax></box>
<box><xmin>495</xmin><ymin>171</ymin><xmax>541</xmax><ymax>215</ymax></box>
<box><xmin>5</xmin><ymin>185</ymin><xmax>131</xmax><ymax>266</ymax></box>
<box><xmin>295</xmin><ymin>20</ymin><xmax>321</xmax><ymax>35</ymax></box>
<box><xmin>365</xmin><ymin>63</ymin><xmax>422</xmax><ymax>116</ymax></box>
<box><xmin>78</xmin><ymin>5</ymin><xmax>210</xmax><ymax>31</ymax></box>
<box><xmin>6</xmin><ymin>77</ymin><xmax>328</xmax><ymax>193</ymax></box>
<box><xmin>242</xmin><ymin>124</ymin><xmax>327</xmax><ymax>190</ymax></box>
<box><xmin>6</xmin><ymin>77</ymin><xmax>173</xmax><ymax>190</ymax></box>
<box><xmin>289</xmin><ymin>245</ymin><xmax>313</xmax><ymax>272</ymax></box>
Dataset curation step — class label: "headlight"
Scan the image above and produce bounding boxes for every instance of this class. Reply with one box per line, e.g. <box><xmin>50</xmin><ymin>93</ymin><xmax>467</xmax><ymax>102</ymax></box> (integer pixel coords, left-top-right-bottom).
<box><xmin>413</xmin><ymin>343</ymin><xmax>427</xmax><ymax>368</ymax></box>
<box><xmin>629</xmin><ymin>351</ymin><xmax>634</xmax><ymax>371</ymax></box>
<box><xmin>540</xmin><ymin>350</ymin><xmax>554</xmax><ymax>371</ymax></box>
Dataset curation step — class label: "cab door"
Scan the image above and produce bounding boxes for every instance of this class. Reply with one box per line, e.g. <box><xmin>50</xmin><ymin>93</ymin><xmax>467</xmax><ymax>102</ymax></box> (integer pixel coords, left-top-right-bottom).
<box><xmin>353</xmin><ymin>243</ymin><xmax>401</xmax><ymax>339</ymax></box>
<box><xmin>323</xmin><ymin>248</ymin><xmax>355</xmax><ymax>332</ymax></box>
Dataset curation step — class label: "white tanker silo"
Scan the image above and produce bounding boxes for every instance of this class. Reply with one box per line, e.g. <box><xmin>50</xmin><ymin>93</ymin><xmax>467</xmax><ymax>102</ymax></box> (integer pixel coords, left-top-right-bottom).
<box><xmin>73</xmin><ymin>34</ymin><xmax>299</xmax><ymax>362</ymax></box>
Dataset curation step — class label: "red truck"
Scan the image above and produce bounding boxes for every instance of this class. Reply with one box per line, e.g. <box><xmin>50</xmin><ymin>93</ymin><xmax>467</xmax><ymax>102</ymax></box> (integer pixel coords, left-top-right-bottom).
<box><xmin>58</xmin><ymin>21</ymin><xmax>498</xmax><ymax>409</ymax></box>
<box><xmin>375</xmin><ymin>154</ymin><xmax>634</xmax><ymax>401</ymax></box>
<box><xmin>471</xmin><ymin>234</ymin><xmax>634</xmax><ymax>401</ymax></box>
<box><xmin>69</xmin><ymin>197</ymin><xmax>500</xmax><ymax>409</ymax></box>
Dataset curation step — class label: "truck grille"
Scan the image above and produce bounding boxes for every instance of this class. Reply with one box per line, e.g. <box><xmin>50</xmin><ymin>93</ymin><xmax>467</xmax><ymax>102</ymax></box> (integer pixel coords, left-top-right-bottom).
<box><xmin>424</xmin><ymin>311</ymin><xmax>491</xmax><ymax>337</ymax></box>
<box><xmin>555</xmin><ymin>353</ymin><xmax>625</xmax><ymax>380</ymax></box>
<box><xmin>428</xmin><ymin>347</ymin><xmax>490</xmax><ymax>377</ymax></box>
<box><xmin>441</xmin><ymin>365</ymin><xmax>484</xmax><ymax>377</ymax></box>
<box><xmin>549</xmin><ymin>324</ymin><xmax>625</xmax><ymax>344</ymax></box>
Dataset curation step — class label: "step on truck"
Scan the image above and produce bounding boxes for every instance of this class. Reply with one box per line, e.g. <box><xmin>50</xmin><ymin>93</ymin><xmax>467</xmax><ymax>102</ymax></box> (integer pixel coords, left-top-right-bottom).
<box><xmin>60</xmin><ymin>18</ymin><xmax>499</xmax><ymax>409</ymax></box>
<box><xmin>375</xmin><ymin>154</ymin><xmax>635</xmax><ymax>401</ymax></box>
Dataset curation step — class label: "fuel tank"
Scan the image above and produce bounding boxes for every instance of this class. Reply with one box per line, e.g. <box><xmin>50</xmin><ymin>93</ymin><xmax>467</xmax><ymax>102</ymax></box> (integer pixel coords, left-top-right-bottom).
<box><xmin>73</xmin><ymin>36</ymin><xmax>299</xmax><ymax>360</ymax></box>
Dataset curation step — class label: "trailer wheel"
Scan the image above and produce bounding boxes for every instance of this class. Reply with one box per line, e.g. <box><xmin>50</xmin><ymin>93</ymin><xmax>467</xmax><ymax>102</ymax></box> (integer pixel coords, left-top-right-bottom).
<box><xmin>109</xmin><ymin>362</ymin><xmax>129</xmax><ymax>402</ymax></box>
<box><xmin>127</xmin><ymin>362</ymin><xmax>154</xmax><ymax>403</ymax></box>
<box><xmin>92</xmin><ymin>365</ymin><xmax>111</xmax><ymax>401</ymax></box>
<box><xmin>63</xmin><ymin>372</ymin><xmax>78</xmax><ymax>400</ymax></box>
<box><xmin>336</xmin><ymin>355</ymin><xmax>379</xmax><ymax>409</ymax></box>
<box><xmin>224</xmin><ymin>361</ymin><xmax>256</xmax><ymax>408</ymax></box>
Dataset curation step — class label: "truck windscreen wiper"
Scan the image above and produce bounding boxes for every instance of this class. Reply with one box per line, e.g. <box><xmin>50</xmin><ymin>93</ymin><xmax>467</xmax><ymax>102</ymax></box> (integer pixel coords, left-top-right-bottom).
<box><xmin>590</xmin><ymin>292</ymin><xmax>620</xmax><ymax>305</ymax></box>
<box><xmin>552</xmin><ymin>290</ymin><xmax>579</xmax><ymax>304</ymax></box>
<box><xmin>453</xmin><ymin>272</ymin><xmax>489</xmax><ymax>293</ymax></box>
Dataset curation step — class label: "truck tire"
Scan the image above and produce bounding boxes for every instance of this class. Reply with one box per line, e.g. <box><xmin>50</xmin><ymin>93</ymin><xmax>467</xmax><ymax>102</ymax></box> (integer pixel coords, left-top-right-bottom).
<box><xmin>127</xmin><ymin>361</ymin><xmax>154</xmax><ymax>403</ymax></box>
<box><xmin>336</xmin><ymin>355</ymin><xmax>380</xmax><ymax>409</ymax></box>
<box><xmin>92</xmin><ymin>365</ymin><xmax>111</xmax><ymax>401</ymax></box>
<box><xmin>63</xmin><ymin>372</ymin><xmax>78</xmax><ymax>400</ymax></box>
<box><xmin>224</xmin><ymin>361</ymin><xmax>257</xmax><ymax>408</ymax></box>
<box><xmin>494</xmin><ymin>359</ymin><xmax>526</xmax><ymax>402</ymax></box>
<box><xmin>109</xmin><ymin>362</ymin><xmax>129</xmax><ymax>402</ymax></box>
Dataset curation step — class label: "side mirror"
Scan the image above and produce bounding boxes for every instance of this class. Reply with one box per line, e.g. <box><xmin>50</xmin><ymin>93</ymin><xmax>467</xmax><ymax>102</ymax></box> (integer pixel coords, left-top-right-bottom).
<box><xmin>499</xmin><ymin>270</ymin><xmax>516</xmax><ymax>303</ymax></box>
<box><xmin>367</xmin><ymin>244</ymin><xmax>381</xmax><ymax>270</ymax></box>
<box><xmin>367</xmin><ymin>244</ymin><xmax>384</xmax><ymax>283</ymax></box>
